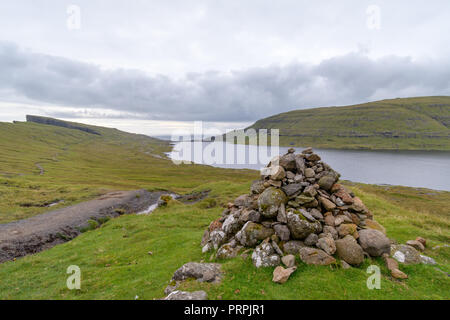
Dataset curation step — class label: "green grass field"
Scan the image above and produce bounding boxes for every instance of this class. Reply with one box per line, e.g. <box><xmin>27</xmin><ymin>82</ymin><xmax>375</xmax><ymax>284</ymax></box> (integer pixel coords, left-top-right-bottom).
<box><xmin>247</xmin><ymin>96</ymin><xmax>450</xmax><ymax>150</ymax></box>
<box><xmin>0</xmin><ymin>119</ymin><xmax>448</xmax><ymax>299</ymax></box>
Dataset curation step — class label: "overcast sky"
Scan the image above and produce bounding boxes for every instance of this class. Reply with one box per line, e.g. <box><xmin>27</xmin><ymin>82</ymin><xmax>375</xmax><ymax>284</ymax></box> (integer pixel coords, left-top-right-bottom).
<box><xmin>1</xmin><ymin>0</ymin><xmax>449</xmax><ymax>135</ymax></box>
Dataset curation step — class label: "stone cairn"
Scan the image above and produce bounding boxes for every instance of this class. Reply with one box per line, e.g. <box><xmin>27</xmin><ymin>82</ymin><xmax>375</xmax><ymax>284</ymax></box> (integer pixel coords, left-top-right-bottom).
<box><xmin>201</xmin><ymin>147</ymin><xmax>402</xmax><ymax>283</ymax></box>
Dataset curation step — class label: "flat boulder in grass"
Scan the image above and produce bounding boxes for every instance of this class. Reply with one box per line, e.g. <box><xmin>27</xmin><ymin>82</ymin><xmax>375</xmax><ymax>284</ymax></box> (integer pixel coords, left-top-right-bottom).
<box><xmin>172</xmin><ymin>262</ymin><xmax>222</xmax><ymax>283</ymax></box>
<box><xmin>391</xmin><ymin>244</ymin><xmax>422</xmax><ymax>264</ymax></box>
<box><xmin>164</xmin><ymin>290</ymin><xmax>208</xmax><ymax>300</ymax></box>
<box><xmin>299</xmin><ymin>247</ymin><xmax>336</xmax><ymax>266</ymax></box>
<box><xmin>358</xmin><ymin>229</ymin><xmax>390</xmax><ymax>257</ymax></box>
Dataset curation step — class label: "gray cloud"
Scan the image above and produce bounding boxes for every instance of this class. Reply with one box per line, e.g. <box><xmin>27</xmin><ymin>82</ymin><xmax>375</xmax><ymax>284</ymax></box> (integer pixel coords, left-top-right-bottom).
<box><xmin>1</xmin><ymin>42</ymin><xmax>450</xmax><ymax>122</ymax></box>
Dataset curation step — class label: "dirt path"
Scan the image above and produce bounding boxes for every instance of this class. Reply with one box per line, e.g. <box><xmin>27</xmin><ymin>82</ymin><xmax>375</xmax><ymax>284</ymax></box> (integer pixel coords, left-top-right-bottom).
<box><xmin>35</xmin><ymin>163</ymin><xmax>44</xmax><ymax>175</ymax></box>
<box><xmin>0</xmin><ymin>190</ymin><xmax>165</xmax><ymax>263</ymax></box>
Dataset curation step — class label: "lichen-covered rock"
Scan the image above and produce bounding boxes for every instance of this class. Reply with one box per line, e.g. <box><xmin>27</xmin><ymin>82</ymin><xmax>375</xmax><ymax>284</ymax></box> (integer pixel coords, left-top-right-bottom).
<box><xmin>323</xmin><ymin>225</ymin><xmax>338</xmax><ymax>240</ymax></box>
<box><xmin>358</xmin><ymin>229</ymin><xmax>390</xmax><ymax>257</ymax></box>
<box><xmin>201</xmin><ymin>230</ymin><xmax>227</xmax><ymax>253</ymax></box>
<box><xmin>273</xmin><ymin>224</ymin><xmax>290</xmax><ymax>241</ymax></box>
<box><xmin>235</xmin><ymin>221</ymin><xmax>274</xmax><ymax>247</ymax></box>
<box><xmin>250</xmin><ymin>180</ymin><xmax>266</xmax><ymax>194</ymax></box>
<box><xmin>282</xmin><ymin>183</ymin><xmax>303</xmax><ymax>197</ymax></box>
<box><xmin>164</xmin><ymin>290</ymin><xmax>208</xmax><ymax>300</ymax></box>
<box><xmin>216</xmin><ymin>243</ymin><xmax>243</xmax><ymax>259</ymax></box>
<box><xmin>282</xmin><ymin>240</ymin><xmax>305</xmax><ymax>255</ymax></box>
<box><xmin>335</xmin><ymin>235</ymin><xmax>364</xmax><ymax>265</ymax></box>
<box><xmin>337</xmin><ymin>223</ymin><xmax>359</xmax><ymax>239</ymax></box>
<box><xmin>299</xmin><ymin>247</ymin><xmax>336</xmax><ymax>265</ymax></box>
<box><xmin>222</xmin><ymin>213</ymin><xmax>244</xmax><ymax>235</ymax></box>
<box><xmin>316</xmin><ymin>236</ymin><xmax>336</xmax><ymax>255</ymax></box>
<box><xmin>391</xmin><ymin>244</ymin><xmax>422</xmax><ymax>264</ymax></box>
<box><xmin>287</xmin><ymin>211</ymin><xmax>322</xmax><ymax>240</ymax></box>
<box><xmin>252</xmin><ymin>241</ymin><xmax>281</xmax><ymax>268</ymax></box>
<box><xmin>172</xmin><ymin>262</ymin><xmax>222</xmax><ymax>283</ymax></box>
<box><xmin>304</xmin><ymin>233</ymin><xmax>319</xmax><ymax>246</ymax></box>
<box><xmin>258</xmin><ymin>187</ymin><xmax>288</xmax><ymax>218</ymax></box>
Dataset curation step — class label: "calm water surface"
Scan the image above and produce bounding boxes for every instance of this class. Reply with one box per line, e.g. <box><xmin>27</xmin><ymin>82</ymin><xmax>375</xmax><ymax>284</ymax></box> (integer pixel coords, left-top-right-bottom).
<box><xmin>168</xmin><ymin>141</ymin><xmax>450</xmax><ymax>191</ymax></box>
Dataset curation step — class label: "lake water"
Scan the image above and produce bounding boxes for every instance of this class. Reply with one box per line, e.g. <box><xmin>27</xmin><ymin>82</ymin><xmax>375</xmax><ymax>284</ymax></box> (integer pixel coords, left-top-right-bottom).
<box><xmin>168</xmin><ymin>141</ymin><xmax>450</xmax><ymax>191</ymax></box>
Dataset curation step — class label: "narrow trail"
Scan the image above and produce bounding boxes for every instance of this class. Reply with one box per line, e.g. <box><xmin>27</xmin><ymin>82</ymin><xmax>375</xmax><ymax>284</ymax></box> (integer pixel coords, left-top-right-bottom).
<box><xmin>35</xmin><ymin>163</ymin><xmax>44</xmax><ymax>175</ymax></box>
<box><xmin>0</xmin><ymin>190</ymin><xmax>165</xmax><ymax>263</ymax></box>
<box><xmin>0</xmin><ymin>189</ymin><xmax>210</xmax><ymax>263</ymax></box>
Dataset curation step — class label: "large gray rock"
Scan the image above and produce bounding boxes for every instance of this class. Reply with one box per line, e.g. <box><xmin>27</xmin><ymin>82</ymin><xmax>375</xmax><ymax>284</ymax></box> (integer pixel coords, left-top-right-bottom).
<box><xmin>323</xmin><ymin>225</ymin><xmax>339</xmax><ymax>240</ymax></box>
<box><xmin>222</xmin><ymin>213</ymin><xmax>244</xmax><ymax>235</ymax></box>
<box><xmin>279</xmin><ymin>153</ymin><xmax>296</xmax><ymax>171</ymax></box>
<box><xmin>164</xmin><ymin>290</ymin><xmax>208</xmax><ymax>300</ymax></box>
<box><xmin>274</xmin><ymin>224</ymin><xmax>290</xmax><ymax>241</ymax></box>
<box><xmin>250</xmin><ymin>180</ymin><xmax>266</xmax><ymax>194</ymax></box>
<box><xmin>269</xmin><ymin>165</ymin><xmax>286</xmax><ymax>181</ymax></box>
<box><xmin>304</xmin><ymin>233</ymin><xmax>319</xmax><ymax>246</ymax></box>
<box><xmin>252</xmin><ymin>241</ymin><xmax>281</xmax><ymax>268</ymax></box>
<box><xmin>216</xmin><ymin>243</ymin><xmax>242</xmax><ymax>259</ymax></box>
<box><xmin>287</xmin><ymin>211</ymin><xmax>322</xmax><ymax>240</ymax></box>
<box><xmin>316</xmin><ymin>236</ymin><xmax>336</xmax><ymax>255</ymax></box>
<box><xmin>172</xmin><ymin>262</ymin><xmax>222</xmax><ymax>283</ymax></box>
<box><xmin>335</xmin><ymin>235</ymin><xmax>364</xmax><ymax>265</ymax></box>
<box><xmin>358</xmin><ymin>229</ymin><xmax>390</xmax><ymax>257</ymax></box>
<box><xmin>318</xmin><ymin>175</ymin><xmax>337</xmax><ymax>191</ymax></box>
<box><xmin>235</xmin><ymin>221</ymin><xmax>274</xmax><ymax>247</ymax></box>
<box><xmin>299</xmin><ymin>247</ymin><xmax>336</xmax><ymax>265</ymax></box>
<box><xmin>295</xmin><ymin>155</ymin><xmax>306</xmax><ymax>174</ymax></box>
<box><xmin>258</xmin><ymin>187</ymin><xmax>288</xmax><ymax>218</ymax></box>
<box><xmin>282</xmin><ymin>183</ymin><xmax>303</xmax><ymax>197</ymax></box>
<box><xmin>282</xmin><ymin>240</ymin><xmax>305</xmax><ymax>255</ymax></box>
<box><xmin>391</xmin><ymin>244</ymin><xmax>422</xmax><ymax>264</ymax></box>
<box><xmin>204</xmin><ymin>230</ymin><xmax>227</xmax><ymax>251</ymax></box>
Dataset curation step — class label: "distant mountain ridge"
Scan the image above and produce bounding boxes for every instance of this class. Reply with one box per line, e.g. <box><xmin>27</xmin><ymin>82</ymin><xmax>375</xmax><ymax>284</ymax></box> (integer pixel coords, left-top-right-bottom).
<box><xmin>26</xmin><ymin>115</ymin><xmax>101</xmax><ymax>135</ymax></box>
<box><xmin>246</xmin><ymin>96</ymin><xmax>450</xmax><ymax>150</ymax></box>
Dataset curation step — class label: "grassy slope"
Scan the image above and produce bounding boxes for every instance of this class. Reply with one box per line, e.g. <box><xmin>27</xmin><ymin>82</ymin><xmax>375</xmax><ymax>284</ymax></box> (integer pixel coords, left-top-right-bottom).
<box><xmin>0</xmin><ymin>120</ymin><xmax>255</xmax><ymax>223</ymax></box>
<box><xmin>247</xmin><ymin>96</ymin><xmax>450</xmax><ymax>150</ymax></box>
<box><xmin>0</xmin><ymin>120</ymin><xmax>448</xmax><ymax>299</ymax></box>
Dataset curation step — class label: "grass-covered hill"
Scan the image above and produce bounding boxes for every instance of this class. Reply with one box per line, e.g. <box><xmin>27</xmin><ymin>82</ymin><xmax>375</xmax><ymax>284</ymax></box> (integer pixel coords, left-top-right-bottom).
<box><xmin>0</xmin><ymin>116</ymin><xmax>256</xmax><ymax>223</ymax></box>
<box><xmin>247</xmin><ymin>96</ymin><xmax>450</xmax><ymax>150</ymax></box>
<box><xmin>0</xmin><ymin>117</ymin><xmax>448</xmax><ymax>299</ymax></box>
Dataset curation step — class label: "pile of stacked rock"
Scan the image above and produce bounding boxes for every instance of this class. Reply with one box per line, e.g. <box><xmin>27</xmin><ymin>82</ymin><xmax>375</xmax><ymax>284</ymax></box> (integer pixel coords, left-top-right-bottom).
<box><xmin>201</xmin><ymin>147</ymin><xmax>405</xmax><ymax>282</ymax></box>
